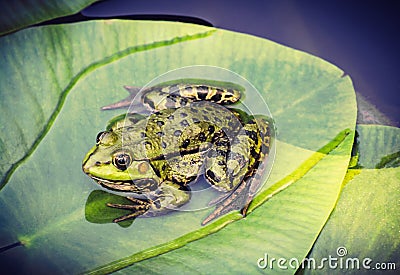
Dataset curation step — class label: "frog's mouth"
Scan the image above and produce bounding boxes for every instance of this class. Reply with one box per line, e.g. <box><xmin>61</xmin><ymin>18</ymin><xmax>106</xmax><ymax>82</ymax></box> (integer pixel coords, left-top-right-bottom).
<box><xmin>90</xmin><ymin>176</ymin><xmax>138</xmax><ymax>192</ymax></box>
<box><xmin>88</xmin><ymin>175</ymin><xmax>157</xmax><ymax>193</ymax></box>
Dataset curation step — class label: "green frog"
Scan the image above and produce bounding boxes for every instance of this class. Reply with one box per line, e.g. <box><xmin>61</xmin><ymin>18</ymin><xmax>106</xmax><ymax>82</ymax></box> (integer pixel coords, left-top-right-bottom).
<box><xmin>82</xmin><ymin>82</ymin><xmax>271</xmax><ymax>225</ymax></box>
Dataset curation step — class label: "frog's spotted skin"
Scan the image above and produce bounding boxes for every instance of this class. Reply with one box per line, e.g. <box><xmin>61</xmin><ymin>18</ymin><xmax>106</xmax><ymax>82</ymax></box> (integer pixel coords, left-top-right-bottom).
<box><xmin>83</xmin><ymin>82</ymin><xmax>271</xmax><ymax>224</ymax></box>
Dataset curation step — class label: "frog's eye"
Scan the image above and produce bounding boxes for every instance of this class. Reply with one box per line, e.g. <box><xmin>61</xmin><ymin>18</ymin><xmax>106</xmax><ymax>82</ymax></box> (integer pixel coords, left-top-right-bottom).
<box><xmin>113</xmin><ymin>153</ymin><xmax>132</xmax><ymax>171</ymax></box>
<box><xmin>96</xmin><ymin>131</ymin><xmax>107</xmax><ymax>144</ymax></box>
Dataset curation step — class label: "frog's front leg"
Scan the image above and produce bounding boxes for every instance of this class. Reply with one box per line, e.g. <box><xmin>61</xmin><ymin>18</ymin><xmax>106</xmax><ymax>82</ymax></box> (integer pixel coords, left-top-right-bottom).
<box><xmin>107</xmin><ymin>181</ymin><xmax>191</xmax><ymax>223</ymax></box>
<box><xmin>107</xmin><ymin>197</ymin><xmax>152</xmax><ymax>223</ymax></box>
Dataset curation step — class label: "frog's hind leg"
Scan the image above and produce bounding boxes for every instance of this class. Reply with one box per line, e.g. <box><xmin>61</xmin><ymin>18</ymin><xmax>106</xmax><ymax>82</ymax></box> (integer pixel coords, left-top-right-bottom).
<box><xmin>202</xmin><ymin>152</ymin><xmax>269</xmax><ymax>225</ymax></box>
<box><xmin>205</xmin><ymin>119</ymin><xmax>262</xmax><ymax>192</ymax></box>
<box><xmin>246</xmin><ymin>116</ymin><xmax>271</xmax><ymax>196</ymax></box>
<box><xmin>177</xmin><ymin>84</ymin><xmax>241</xmax><ymax>105</ymax></box>
<box><xmin>107</xmin><ymin>181</ymin><xmax>191</xmax><ymax>223</ymax></box>
<box><xmin>203</xmin><ymin>117</ymin><xmax>271</xmax><ymax>225</ymax></box>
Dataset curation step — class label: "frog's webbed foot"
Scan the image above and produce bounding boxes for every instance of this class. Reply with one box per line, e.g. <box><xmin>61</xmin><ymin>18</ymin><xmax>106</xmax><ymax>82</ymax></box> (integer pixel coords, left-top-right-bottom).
<box><xmin>107</xmin><ymin>197</ymin><xmax>151</xmax><ymax>223</ymax></box>
<box><xmin>101</xmin><ymin>86</ymin><xmax>140</xmax><ymax>110</ymax></box>
<box><xmin>101</xmin><ymin>86</ymin><xmax>148</xmax><ymax>113</ymax></box>
<box><xmin>202</xmin><ymin>179</ymin><xmax>252</xmax><ymax>225</ymax></box>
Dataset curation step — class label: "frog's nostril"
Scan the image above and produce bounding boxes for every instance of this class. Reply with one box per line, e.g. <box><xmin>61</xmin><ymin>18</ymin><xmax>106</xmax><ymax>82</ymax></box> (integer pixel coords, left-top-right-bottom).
<box><xmin>95</xmin><ymin>161</ymin><xmax>101</xmax><ymax>166</ymax></box>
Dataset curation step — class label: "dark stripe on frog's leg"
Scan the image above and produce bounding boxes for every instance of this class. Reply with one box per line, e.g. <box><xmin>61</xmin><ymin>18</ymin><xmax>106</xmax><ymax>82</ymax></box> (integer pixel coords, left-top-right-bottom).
<box><xmin>178</xmin><ymin>85</ymin><xmax>241</xmax><ymax>105</ymax></box>
<box><xmin>143</xmin><ymin>90</ymin><xmax>193</xmax><ymax>111</ymax></box>
<box><xmin>101</xmin><ymin>83</ymin><xmax>242</xmax><ymax>112</ymax></box>
<box><xmin>253</xmin><ymin>117</ymin><xmax>271</xmax><ymax>160</ymax></box>
<box><xmin>149</xmin><ymin>84</ymin><xmax>241</xmax><ymax>110</ymax></box>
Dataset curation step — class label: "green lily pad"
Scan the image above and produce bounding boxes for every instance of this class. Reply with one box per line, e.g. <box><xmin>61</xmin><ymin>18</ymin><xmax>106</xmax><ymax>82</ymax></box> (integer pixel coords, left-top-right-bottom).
<box><xmin>0</xmin><ymin>21</ymin><xmax>356</xmax><ymax>273</ymax></box>
<box><xmin>85</xmin><ymin>190</ymin><xmax>135</xmax><ymax>228</ymax></box>
<box><xmin>305</xmin><ymin>125</ymin><xmax>400</xmax><ymax>274</ymax></box>
<box><xmin>0</xmin><ymin>0</ymin><xmax>97</xmax><ymax>36</ymax></box>
<box><xmin>356</xmin><ymin>125</ymin><xmax>400</xmax><ymax>168</ymax></box>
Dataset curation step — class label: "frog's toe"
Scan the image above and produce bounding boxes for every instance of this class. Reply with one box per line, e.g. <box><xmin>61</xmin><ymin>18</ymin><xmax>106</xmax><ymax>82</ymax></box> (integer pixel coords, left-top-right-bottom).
<box><xmin>202</xmin><ymin>181</ymin><xmax>251</xmax><ymax>225</ymax></box>
<box><xmin>112</xmin><ymin>210</ymin><xmax>148</xmax><ymax>223</ymax></box>
<box><xmin>107</xmin><ymin>197</ymin><xmax>152</xmax><ymax>223</ymax></box>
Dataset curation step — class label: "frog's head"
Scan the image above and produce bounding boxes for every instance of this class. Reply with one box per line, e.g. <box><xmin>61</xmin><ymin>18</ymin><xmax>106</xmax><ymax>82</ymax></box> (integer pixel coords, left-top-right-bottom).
<box><xmin>82</xmin><ymin>130</ymin><xmax>159</xmax><ymax>192</ymax></box>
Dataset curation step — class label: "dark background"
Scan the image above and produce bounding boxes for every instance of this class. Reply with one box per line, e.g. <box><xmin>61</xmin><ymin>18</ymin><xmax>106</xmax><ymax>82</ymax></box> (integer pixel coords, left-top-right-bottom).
<box><xmin>80</xmin><ymin>0</ymin><xmax>399</xmax><ymax>125</ymax></box>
